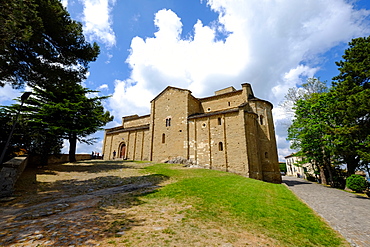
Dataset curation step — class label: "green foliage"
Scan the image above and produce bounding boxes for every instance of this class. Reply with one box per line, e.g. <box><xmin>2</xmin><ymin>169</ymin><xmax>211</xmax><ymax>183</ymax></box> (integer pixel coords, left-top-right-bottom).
<box><xmin>1</xmin><ymin>82</ymin><xmax>113</xmax><ymax>164</ymax></box>
<box><xmin>0</xmin><ymin>0</ymin><xmax>106</xmax><ymax>164</ymax></box>
<box><xmin>346</xmin><ymin>174</ymin><xmax>368</xmax><ymax>193</ymax></box>
<box><xmin>279</xmin><ymin>163</ymin><xmax>287</xmax><ymax>172</ymax></box>
<box><xmin>305</xmin><ymin>173</ymin><xmax>316</xmax><ymax>182</ymax></box>
<box><xmin>24</xmin><ymin>82</ymin><xmax>113</xmax><ymax>162</ymax></box>
<box><xmin>0</xmin><ymin>102</ymin><xmax>63</xmax><ymax>163</ymax></box>
<box><xmin>330</xmin><ymin>36</ymin><xmax>370</xmax><ymax>174</ymax></box>
<box><xmin>0</xmin><ymin>0</ymin><xmax>99</xmax><ymax>88</ymax></box>
<box><xmin>287</xmin><ymin>91</ymin><xmax>335</xmax><ymax>185</ymax></box>
<box><xmin>333</xmin><ymin>36</ymin><xmax>370</xmax><ymax>88</ymax></box>
<box><xmin>287</xmin><ymin>37</ymin><xmax>370</xmax><ymax>179</ymax></box>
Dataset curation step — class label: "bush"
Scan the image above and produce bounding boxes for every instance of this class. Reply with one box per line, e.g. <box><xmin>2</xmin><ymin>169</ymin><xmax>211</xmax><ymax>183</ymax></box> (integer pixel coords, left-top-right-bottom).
<box><xmin>305</xmin><ymin>173</ymin><xmax>316</xmax><ymax>182</ymax></box>
<box><xmin>346</xmin><ymin>174</ymin><xmax>368</xmax><ymax>193</ymax></box>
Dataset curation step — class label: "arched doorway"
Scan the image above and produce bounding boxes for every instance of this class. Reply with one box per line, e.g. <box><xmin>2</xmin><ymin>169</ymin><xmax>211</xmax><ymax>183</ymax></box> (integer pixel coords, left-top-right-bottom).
<box><xmin>119</xmin><ymin>142</ymin><xmax>126</xmax><ymax>159</ymax></box>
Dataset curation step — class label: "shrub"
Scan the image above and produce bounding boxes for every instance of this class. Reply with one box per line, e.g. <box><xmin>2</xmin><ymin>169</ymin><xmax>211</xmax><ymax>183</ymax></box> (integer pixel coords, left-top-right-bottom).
<box><xmin>305</xmin><ymin>173</ymin><xmax>316</xmax><ymax>182</ymax></box>
<box><xmin>346</xmin><ymin>174</ymin><xmax>368</xmax><ymax>193</ymax></box>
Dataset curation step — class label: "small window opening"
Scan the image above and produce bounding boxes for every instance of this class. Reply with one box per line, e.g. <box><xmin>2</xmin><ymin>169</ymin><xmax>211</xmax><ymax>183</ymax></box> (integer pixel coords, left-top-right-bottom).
<box><xmin>260</xmin><ymin>115</ymin><xmax>264</xmax><ymax>125</ymax></box>
<box><xmin>228</xmin><ymin>102</ymin><xmax>231</xmax><ymax>106</ymax></box>
<box><xmin>162</xmin><ymin>133</ymin><xmax>165</xmax><ymax>143</ymax></box>
<box><xmin>218</xmin><ymin>117</ymin><xmax>222</xmax><ymax>125</ymax></box>
<box><xmin>202</xmin><ymin>123</ymin><xmax>206</xmax><ymax>127</ymax></box>
<box><xmin>166</xmin><ymin>118</ymin><xmax>171</xmax><ymax>127</ymax></box>
<box><xmin>265</xmin><ymin>152</ymin><xmax>268</xmax><ymax>158</ymax></box>
<box><xmin>218</xmin><ymin>142</ymin><xmax>223</xmax><ymax>151</ymax></box>
<box><xmin>207</xmin><ymin>108</ymin><xmax>211</xmax><ymax>112</ymax></box>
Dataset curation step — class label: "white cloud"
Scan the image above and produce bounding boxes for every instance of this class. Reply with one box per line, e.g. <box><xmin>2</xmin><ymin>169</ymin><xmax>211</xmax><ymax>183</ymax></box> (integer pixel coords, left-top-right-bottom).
<box><xmin>97</xmin><ymin>84</ymin><xmax>109</xmax><ymax>90</ymax></box>
<box><xmin>110</xmin><ymin>1</ymin><xmax>370</xmax><ymax>161</ymax></box>
<box><xmin>61</xmin><ymin>0</ymin><xmax>68</xmax><ymax>8</ymax></box>
<box><xmin>0</xmin><ymin>85</ymin><xmax>22</xmax><ymax>105</ymax></box>
<box><xmin>81</xmin><ymin>0</ymin><xmax>116</xmax><ymax>47</ymax></box>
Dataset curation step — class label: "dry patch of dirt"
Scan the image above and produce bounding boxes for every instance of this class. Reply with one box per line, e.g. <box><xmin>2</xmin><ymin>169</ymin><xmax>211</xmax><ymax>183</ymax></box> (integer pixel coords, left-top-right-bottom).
<box><xmin>101</xmin><ymin>197</ymin><xmax>278</xmax><ymax>247</ymax></box>
<box><xmin>0</xmin><ymin>160</ymin><xmax>278</xmax><ymax>246</ymax></box>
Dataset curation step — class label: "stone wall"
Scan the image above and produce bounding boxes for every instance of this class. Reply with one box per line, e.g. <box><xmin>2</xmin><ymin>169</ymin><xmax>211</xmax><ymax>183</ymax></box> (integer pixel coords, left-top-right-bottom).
<box><xmin>0</xmin><ymin>154</ymin><xmax>92</xmax><ymax>198</ymax></box>
<box><xmin>28</xmin><ymin>154</ymin><xmax>91</xmax><ymax>165</ymax></box>
<box><xmin>0</xmin><ymin>156</ymin><xmax>28</xmax><ymax>197</ymax></box>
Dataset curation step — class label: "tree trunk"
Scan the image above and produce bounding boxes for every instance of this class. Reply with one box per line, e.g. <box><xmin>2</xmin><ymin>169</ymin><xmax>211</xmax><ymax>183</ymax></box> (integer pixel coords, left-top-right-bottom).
<box><xmin>345</xmin><ymin>155</ymin><xmax>359</xmax><ymax>176</ymax></box>
<box><xmin>319</xmin><ymin>165</ymin><xmax>328</xmax><ymax>185</ymax></box>
<box><xmin>69</xmin><ymin>133</ymin><xmax>77</xmax><ymax>162</ymax></box>
<box><xmin>325</xmin><ymin>162</ymin><xmax>334</xmax><ymax>186</ymax></box>
<box><xmin>324</xmin><ymin>155</ymin><xmax>334</xmax><ymax>186</ymax></box>
<box><xmin>40</xmin><ymin>152</ymin><xmax>48</xmax><ymax>167</ymax></box>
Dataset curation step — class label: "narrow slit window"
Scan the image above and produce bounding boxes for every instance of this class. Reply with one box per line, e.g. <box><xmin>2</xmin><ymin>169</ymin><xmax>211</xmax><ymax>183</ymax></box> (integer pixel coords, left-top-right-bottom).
<box><xmin>218</xmin><ymin>142</ymin><xmax>223</xmax><ymax>151</ymax></box>
<box><xmin>218</xmin><ymin>117</ymin><xmax>222</xmax><ymax>125</ymax></box>
<box><xmin>162</xmin><ymin>133</ymin><xmax>165</xmax><ymax>143</ymax></box>
<box><xmin>228</xmin><ymin>102</ymin><xmax>231</xmax><ymax>106</ymax></box>
<box><xmin>166</xmin><ymin>118</ymin><xmax>172</xmax><ymax>127</ymax></box>
<box><xmin>260</xmin><ymin>115</ymin><xmax>264</xmax><ymax>125</ymax></box>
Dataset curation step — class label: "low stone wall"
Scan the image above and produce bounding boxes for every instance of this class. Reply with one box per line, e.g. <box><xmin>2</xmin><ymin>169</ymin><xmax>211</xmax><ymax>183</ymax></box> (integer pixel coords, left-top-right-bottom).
<box><xmin>28</xmin><ymin>154</ymin><xmax>92</xmax><ymax>166</ymax></box>
<box><xmin>0</xmin><ymin>154</ymin><xmax>92</xmax><ymax>198</ymax></box>
<box><xmin>0</xmin><ymin>156</ymin><xmax>28</xmax><ymax>198</ymax></box>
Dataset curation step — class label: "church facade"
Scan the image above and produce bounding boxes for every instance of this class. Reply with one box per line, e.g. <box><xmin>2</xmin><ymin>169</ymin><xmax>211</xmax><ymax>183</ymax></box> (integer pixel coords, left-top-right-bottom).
<box><xmin>102</xmin><ymin>83</ymin><xmax>282</xmax><ymax>183</ymax></box>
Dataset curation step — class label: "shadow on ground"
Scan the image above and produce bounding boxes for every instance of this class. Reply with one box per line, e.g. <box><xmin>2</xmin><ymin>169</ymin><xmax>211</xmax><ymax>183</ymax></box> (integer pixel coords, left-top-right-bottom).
<box><xmin>0</xmin><ymin>160</ymin><xmax>169</xmax><ymax>246</ymax></box>
<box><xmin>38</xmin><ymin>160</ymin><xmax>143</xmax><ymax>174</ymax></box>
<box><xmin>282</xmin><ymin>178</ymin><xmax>312</xmax><ymax>187</ymax></box>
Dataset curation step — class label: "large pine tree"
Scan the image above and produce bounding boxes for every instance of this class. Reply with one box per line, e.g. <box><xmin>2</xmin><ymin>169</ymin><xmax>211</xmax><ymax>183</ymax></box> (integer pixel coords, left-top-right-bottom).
<box><xmin>23</xmin><ymin>82</ymin><xmax>113</xmax><ymax>163</ymax></box>
<box><xmin>331</xmin><ymin>36</ymin><xmax>370</xmax><ymax>175</ymax></box>
<box><xmin>0</xmin><ymin>0</ymin><xmax>99</xmax><ymax>88</ymax></box>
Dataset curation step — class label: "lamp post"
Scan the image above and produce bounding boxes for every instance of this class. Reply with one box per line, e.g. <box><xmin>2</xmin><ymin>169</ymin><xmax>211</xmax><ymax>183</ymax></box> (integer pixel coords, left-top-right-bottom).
<box><xmin>0</xmin><ymin>92</ymin><xmax>32</xmax><ymax>165</ymax></box>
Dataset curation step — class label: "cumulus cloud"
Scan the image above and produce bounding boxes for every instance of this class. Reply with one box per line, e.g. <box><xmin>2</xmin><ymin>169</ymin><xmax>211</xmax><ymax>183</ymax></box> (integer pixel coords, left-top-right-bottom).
<box><xmin>81</xmin><ymin>0</ymin><xmax>116</xmax><ymax>47</ymax></box>
<box><xmin>109</xmin><ymin>0</ymin><xmax>370</xmax><ymax>159</ymax></box>
<box><xmin>61</xmin><ymin>0</ymin><xmax>68</xmax><ymax>8</ymax></box>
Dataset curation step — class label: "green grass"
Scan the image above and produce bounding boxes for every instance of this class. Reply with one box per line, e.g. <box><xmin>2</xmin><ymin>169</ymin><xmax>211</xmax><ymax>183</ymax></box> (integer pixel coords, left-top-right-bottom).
<box><xmin>141</xmin><ymin>163</ymin><xmax>348</xmax><ymax>247</ymax></box>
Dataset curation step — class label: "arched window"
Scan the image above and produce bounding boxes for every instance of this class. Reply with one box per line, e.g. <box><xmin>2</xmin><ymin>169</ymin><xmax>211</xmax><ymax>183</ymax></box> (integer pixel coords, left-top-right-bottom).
<box><xmin>162</xmin><ymin>133</ymin><xmax>165</xmax><ymax>143</ymax></box>
<box><xmin>218</xmin><ymin>142</ymin><xmax>223</xmax><ymax>151</ymax></box>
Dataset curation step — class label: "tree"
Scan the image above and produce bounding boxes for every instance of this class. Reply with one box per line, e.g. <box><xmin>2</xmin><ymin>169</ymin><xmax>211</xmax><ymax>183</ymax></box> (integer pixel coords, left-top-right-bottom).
<box><xmin>0</xmin><ymin>0</ymin><xmax>99</xmax><ymax>88</ymax></box>
<box><xmin>287</xmin><ymin>92</ymin><xmax>336</xmax><ymax>185</ymax></box>
<box><xmin>0</xmin><ymin>102</ymin><xmax>63</xmax><ymax>165</ymax></box>
<box><xmin>23</xmin><ymin>82</ymin><xmax>113</xmax><ymax>163</ymax></box>
<box><xmin>331</xmin><ymin>36</ymin><xmax>370</xmax><ymax>175</ymax></box>
<box><xmin>280</xmin><ymin>77</ymin><xmax>328</xmax><ymax>116</ymax></box>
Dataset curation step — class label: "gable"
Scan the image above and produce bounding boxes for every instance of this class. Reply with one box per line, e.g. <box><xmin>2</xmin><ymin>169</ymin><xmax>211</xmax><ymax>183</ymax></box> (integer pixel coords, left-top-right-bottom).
<box><xmin>150</xmin><ymin>86</ymin><xmax>192</xmax><ymax>103</ymax></box>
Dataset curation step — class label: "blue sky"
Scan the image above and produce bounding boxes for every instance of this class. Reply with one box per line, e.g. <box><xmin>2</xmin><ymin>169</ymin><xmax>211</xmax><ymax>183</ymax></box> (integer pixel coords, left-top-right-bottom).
<box><xmin>1</xmin><ymin>0</ymin><xmax>370</xmax><ymax>161</ymax></box>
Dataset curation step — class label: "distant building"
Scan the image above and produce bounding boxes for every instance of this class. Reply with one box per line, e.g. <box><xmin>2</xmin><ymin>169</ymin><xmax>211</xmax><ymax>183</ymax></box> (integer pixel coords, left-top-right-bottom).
<box><xmin>103</xmin><ymin>83</ymin><xmax>282</xmax><ymax>183</ymax></box>
<box><xmin>285</xmin><ymin>153</ymin><xmax>315</xmax><ymax>179</ymax></box>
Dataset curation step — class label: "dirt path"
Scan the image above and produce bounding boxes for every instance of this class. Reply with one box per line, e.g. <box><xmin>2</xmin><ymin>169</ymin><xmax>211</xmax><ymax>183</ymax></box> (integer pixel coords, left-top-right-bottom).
<box><xmin>0</xmin><ymin>160</ymin><xmax>165</xmax><ymax>246</ymax></box>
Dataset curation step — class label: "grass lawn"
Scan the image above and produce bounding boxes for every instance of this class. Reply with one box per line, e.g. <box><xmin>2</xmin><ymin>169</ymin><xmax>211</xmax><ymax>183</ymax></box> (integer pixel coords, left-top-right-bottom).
<box><xmin>117</xmin><ymin>163</ymin><xmax>348</xmax><ymax>247</ymax></box>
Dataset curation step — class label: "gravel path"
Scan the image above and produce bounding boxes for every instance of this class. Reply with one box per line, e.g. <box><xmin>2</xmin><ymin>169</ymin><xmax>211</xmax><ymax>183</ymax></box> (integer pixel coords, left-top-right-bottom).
<box><xmin>283</xmin><ymin>176</ymin><xmax>370</xmax><ymax>247</ymax></box>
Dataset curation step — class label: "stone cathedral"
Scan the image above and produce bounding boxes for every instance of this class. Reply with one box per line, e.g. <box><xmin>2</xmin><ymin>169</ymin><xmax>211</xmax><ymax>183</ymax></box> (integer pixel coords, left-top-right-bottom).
<box><xmin>102</xmin><ymin>83</ymin><xmax>282</xmax><ymax>183</ymax></box>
